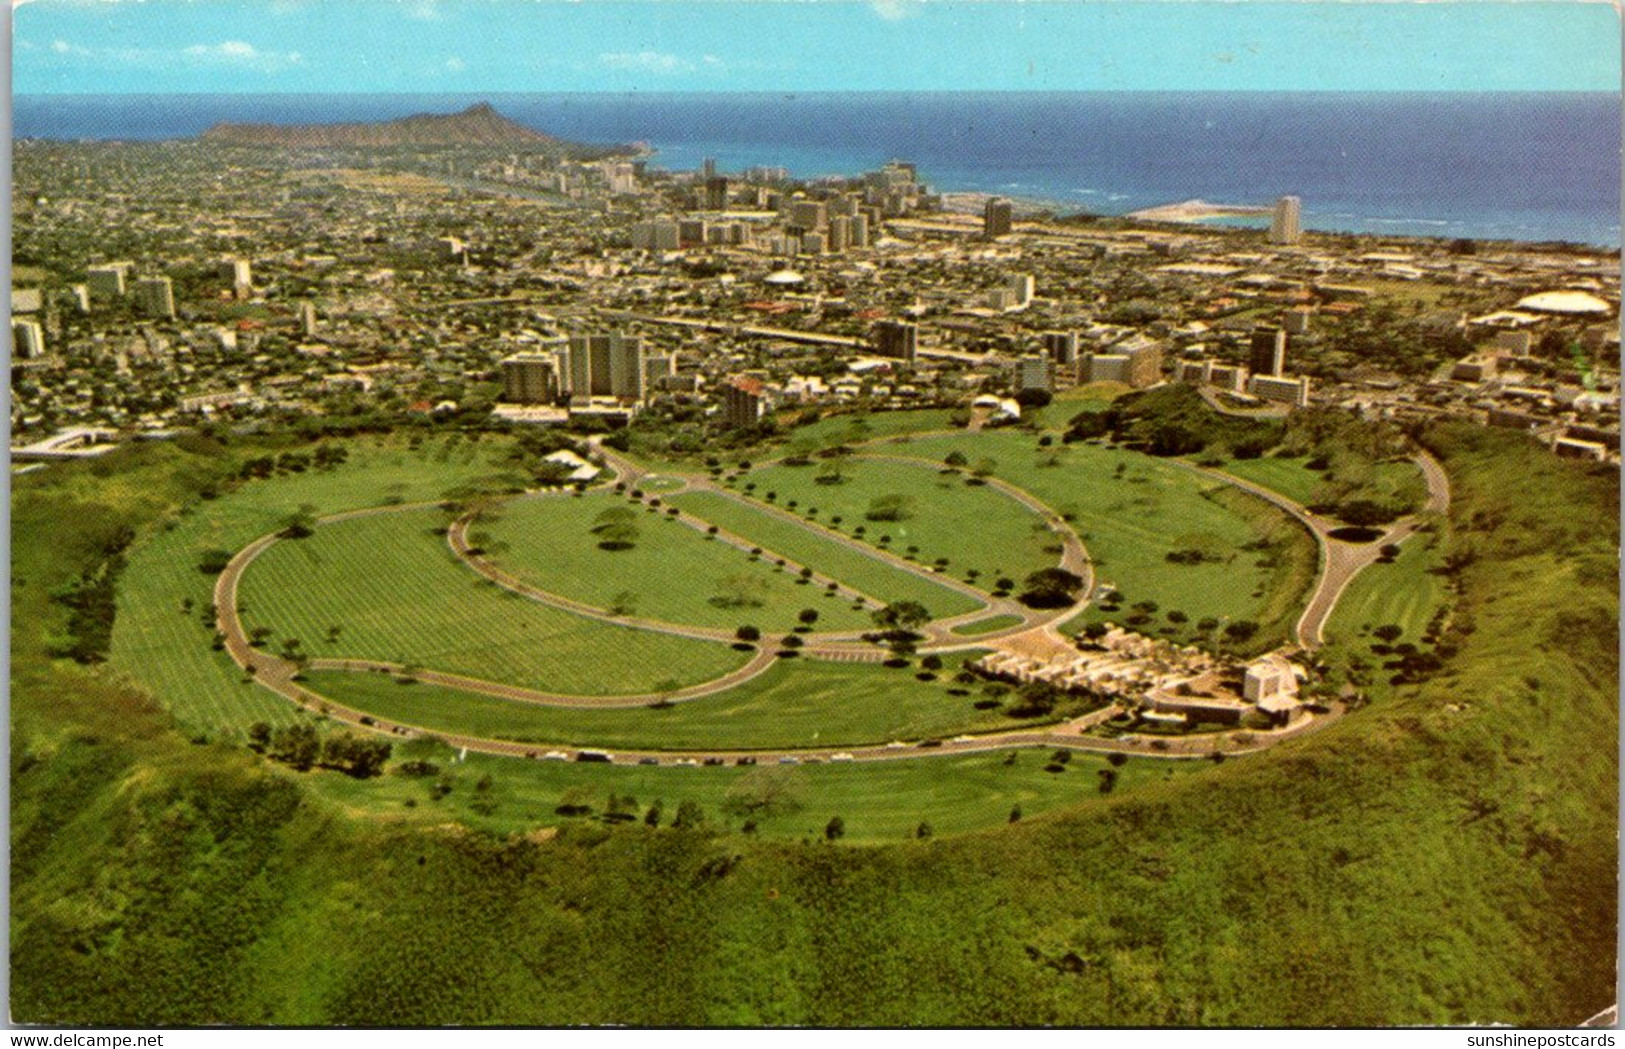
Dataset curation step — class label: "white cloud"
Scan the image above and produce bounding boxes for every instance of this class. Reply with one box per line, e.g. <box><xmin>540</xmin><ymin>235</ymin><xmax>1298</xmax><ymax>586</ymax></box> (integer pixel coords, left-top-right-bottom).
<box><xmin>445</xmin><ymin>56</ymin><xmax>465</xmax><ymax>73</ymax></box>
<box><xmin>406</xmin><ymin>0</ymin><xmax>441</xmax><ymax>21</ymax></box>
<box><xmin>599</xmin><ymin>50</ymin><xmax>697</xmax><ymax>74</ymax></box>
<box><xmin>181</xmin><ymin>40</ymin><xmax>302</xmax><ymax>71</ymax></box>
<box><xmin>869</xmin><ymin>0</ymin><xmax>918</xmax><ymax>22</ymax></box>
<box><xmin>40</xmin><ymin>37</ymin><xmax>301</xmax><ymax>73</ymax></box>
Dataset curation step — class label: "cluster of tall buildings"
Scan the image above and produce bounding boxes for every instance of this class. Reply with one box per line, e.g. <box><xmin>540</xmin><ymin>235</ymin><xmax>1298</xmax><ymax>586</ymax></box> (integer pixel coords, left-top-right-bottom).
<box><xmin>871</xmin><ymin>320</ymin><xmax>919</xmax><ymax>363</ymax></box>
<box><xmin>499</xmin><ymin>332</ymin><xmax>675</xmax><ymax>409</ymax></box>
<box><xmin>1178</xmin><ymin>325</ymin><xmax>1311</xmax><ymax>407</ymax></box>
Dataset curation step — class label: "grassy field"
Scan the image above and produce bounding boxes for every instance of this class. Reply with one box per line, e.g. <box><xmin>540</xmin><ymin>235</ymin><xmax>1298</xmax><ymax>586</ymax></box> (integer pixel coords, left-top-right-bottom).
<box><xmin>880</xmin><ymin>431</ymin><xmax>1317</xmax><ymax>647</ymax></box>
<box><xmin>298</xmin><ymin>651</ymin><xmax>1029</xmax><ymax>751</ymax></box>
<box><xmin>767</xmin><ymin>408</ymin><xmax>960</xmax><ymax>458</ymax></box>
<box><xmin>951</xmin><ymin>614</ymin><xmax>1027</xmax><ymax>636</ymax></box>
<box><xmin>736</xmin><ymin>457</ymin><xmax>1057</xmax><ymax>585</ymax></box>
<box><xmin>1325</xmin><ymin>527</ymin><xmax>1449</xmax><ymax>646</ymax></box>
<box><xmin>476</xmin><ymin>492</ymin><xmax>873</xmax><ymax>634</ymax></box>
<box><xmin>238</xmin><ymin>506</ymin><xmax>748</xmax><ymax>696</ymax></box>
<box><xmin>666</xmin><ymin>490</ymin><xmax>984</xmax><ymax>619</ymax></box>
<box><xmin>1217</xmin><ymin>453</ymin><xmax>1425</xmax><ymax>511</ymax></box>
<box><xmin>108</xmin><ymin>434</ymin><xmax>533</xmax><ymax>734</ymax></box>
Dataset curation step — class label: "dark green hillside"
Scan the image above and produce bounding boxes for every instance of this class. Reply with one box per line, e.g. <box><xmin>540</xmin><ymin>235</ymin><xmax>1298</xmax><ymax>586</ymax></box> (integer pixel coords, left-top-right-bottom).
<box><xmin>11</xmin><ymin>422</ymin><xmax>1616</xmax><ymax>1025</ymax></box>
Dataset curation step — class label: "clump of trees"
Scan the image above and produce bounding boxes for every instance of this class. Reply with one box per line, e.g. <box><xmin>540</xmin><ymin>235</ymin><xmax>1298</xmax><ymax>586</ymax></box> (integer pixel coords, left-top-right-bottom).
<box><xmin>1018</xmin><ymin>568</ymin><xmax>1086</xmax><ymax>608</ymax></box>
<box><xmin>246</xmin><ymin>722</ymin><xmax>391</xmax><ymax>778</ymax></box>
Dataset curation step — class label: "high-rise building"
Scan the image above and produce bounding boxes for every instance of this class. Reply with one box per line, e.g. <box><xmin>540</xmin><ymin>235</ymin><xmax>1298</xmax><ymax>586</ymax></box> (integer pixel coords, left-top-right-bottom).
<box><xmin>704</xmin><ymin>176</ymin><xmax>730</xmax><ymax>211</ymax></box>
<box><xmin>1269</xmin><ymin>196</ymin><xmax>1302</xmax><ymax>245</ymax></box>
<box><xmin>1015</xmin><ymin>355</ymin><xmax>1055</xmax><ymax>394</ymax></box>
<box><xmin>1249</xmin><ymin>327</ymin><xmax>1287</xmax><ymax>377</ymax></box>
<box><xmin>133</xmin><ymin>276</ymin><xmax>175</xmax><ymax>319</ymax></box>
<box><xmin>1247</xmin><ymin>374</ymin><xmax>1311</xmax><ymax>408</ymax></box>
<box><xmin>722</xmin><ymin>376</ymin><xmax>768</xmax><ymax>428</ymax></box>
<box><xmin>219</xmin><ymin>258</ymin><xmax>252</xmax><ymax>295</ymax></box>
<box><xmin>786</xmin><ymin>199</ymin><xmax>827</xmax><ymax>233</ymax></box>
<box><xmin>631</xmin><ymin>219</ymin><xmax>681</xmax><ymax>251</ymax></box>
<box><xmin>567</xmin><ymin>333</ymin><xmax>647</xmax><ymax>401</ymax></box>
<box><xmin>984</xmin><ymin>197</ymin><xmax>1014</xmax><ymax>238</ymax></box>
<box><xmin>643</xmin><ymin>353</ymin><xmax>677</xmax><ymax>389</ymax></box>
<box><xmin>12</xmin><ymin>318</ymin><xmax>45</xmax><ymax>359</ymax></box>
<box><xmin>677</xmin><ymin>218</ymin><xmax>708</xmax><ymax>248</ymax></box>
<box><xmin>872</xmin><ymin>320</ymin><xmax>918</xmax><ymax>363</ymax></box>
<box><xmin>69</xmin><ymin>285</ymin><xmax>91</xmax><ymax>314</ymax></box>
<box><xmin>86</xmin><ymin>263</ymin><xmax>132</xmax><ymax>303</ymax></box>
<box><xmin>1042</xmin><ymin>331</ymin><xmax>1079</xmax><ymax>365</ymax></box>
<box><xmin>501</xmin><ymin>354</ymin><xmax>561</xmax><ymax>404</ymax></box>
<box><xmin>1080</xmin><ymin>340</ymin><xmax>1163</xmax><ymax>388</ymax></box>
<box><xmin>299</xmin><ymin>301</ymin><xmax>318</xmax><ymax>337</ymax></box>
<box><xmin>1007</xmin><ymin>271</ymin><xmax>1033</xmax><ymax>308</ymax></box>
<box><xmin>826</xmin><ymin>216</ymin><xmax>851</xmax><ymax>253</ymax></box>
<box><xmin>702</xmin><ymin>157</ymin><xmax>717</xmax><ymax>179</ymax></box>
<box><xmin>850</xmin><ymin>213</ymin><xmax>871</xmax><ymax>249</ymax></box>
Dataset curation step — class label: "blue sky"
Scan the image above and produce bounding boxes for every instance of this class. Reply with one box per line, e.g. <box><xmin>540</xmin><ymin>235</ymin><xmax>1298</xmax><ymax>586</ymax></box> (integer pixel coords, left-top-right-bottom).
<box><xmin>13</xmin><ymin>1</ymin><xmax>1622</xmax><ymax>94</ymax></box>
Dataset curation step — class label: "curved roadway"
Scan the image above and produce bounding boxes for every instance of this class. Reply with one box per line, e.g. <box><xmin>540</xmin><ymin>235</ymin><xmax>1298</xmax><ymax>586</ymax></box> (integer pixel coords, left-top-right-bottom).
<box><xmin>211</xmin><ymin>438</ymin><xmax>1447</xmax><ymax>767</ymax></box>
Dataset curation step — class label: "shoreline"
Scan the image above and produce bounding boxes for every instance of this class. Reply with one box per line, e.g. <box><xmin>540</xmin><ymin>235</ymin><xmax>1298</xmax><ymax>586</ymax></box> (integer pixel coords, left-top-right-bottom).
<box><xmin>1124</xmin><ymin>198</ymin><xmax>1274</xmax><ymax>224</ymax></box>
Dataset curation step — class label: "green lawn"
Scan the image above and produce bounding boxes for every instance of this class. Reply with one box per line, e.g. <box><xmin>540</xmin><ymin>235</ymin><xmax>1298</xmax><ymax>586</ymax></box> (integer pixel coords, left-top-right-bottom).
<box><xmin>666</xmin><ymin>490</ymin><xmax>984</xmax><ymax>620</ymax></box>
<box><xmin>734</xmin><ymin>457</ymin><xmax>1058</xmax><ymax>587</ymax></box>
<box><xmin>1325</xmin><ymin>529</ymin><xmax>1449</xmax><ymax>646</ymax></box>
<box><xmin>299</xmin><ymin>651</ymin><xmax>1026</xmax><ymax>750</ymax></box>
<box><xmin>304</xmin><ymin>736</ymin><xmax>1195</xmax><ymax>843</ymax></box>
<box><xmin>767</xmin><ymin>408</ymin><xmax>960</xmax><ymax>459</ymax></box>
<box><xmin>476</xmin><ymin>492</ymin><xmax>873</xmax><ymax>634</ymax></box>
<box><xmin>880</xmin><ymin>432</ymin><xmax>1317</xmax><ymax>647</ymax></box>
<box><xmin>1217</xmin><ymin>454</ymin><xmax>1425</xmax><ymax>512</ymax></box>
<box><xmin>109</xmin><ymin>435</ymin><xmax>532</xmax><ymax>734</ymax></box>
<box><xmin>951</xmin><ymin>614</ymin><xmax>1027</xmax><ymax>637</ymax></box>
<box><xmin>237</xmin><ymin>506</ymin><xmax>748</xmax><ymax>696</ymax></box>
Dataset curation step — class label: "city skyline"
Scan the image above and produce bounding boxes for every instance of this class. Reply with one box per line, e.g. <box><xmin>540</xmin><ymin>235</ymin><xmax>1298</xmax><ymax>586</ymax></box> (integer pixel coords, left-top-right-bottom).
<box><xmin>14</xmin><ymin>1</ymin><xmax>1622</xmax><ymax>95</ymax></box>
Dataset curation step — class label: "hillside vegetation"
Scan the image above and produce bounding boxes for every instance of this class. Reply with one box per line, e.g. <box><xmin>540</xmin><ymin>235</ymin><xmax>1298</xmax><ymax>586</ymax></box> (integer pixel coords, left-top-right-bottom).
<box><xmin>11</xmin><ymin>420</ymin><xmax>1616</xmax><ymax>1026</ymax></box>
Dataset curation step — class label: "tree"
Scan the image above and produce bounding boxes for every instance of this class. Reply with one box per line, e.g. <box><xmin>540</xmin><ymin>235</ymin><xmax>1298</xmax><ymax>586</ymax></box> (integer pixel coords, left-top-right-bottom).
<box><xmin>1224</xmin><ymin>620</ymin><xmax>1260</xmax><ymax>643</ymax></box>
<box><xmin>645</xmin><ymin>799</ymin><xmax>664</xmax><ymax>827</ymax></box>
<box><xmin>1372</xmin><ymin>623</ymin><xmax>1404</xmax><ymax>643</ymax></box>
<box><xmin>1083</xmin><ymin>621</ymin><xmax>1111</xmax><ymax>641</ymax></box>
<box><xmin>824</xmin><ymin>815</ymin><xmax>846</xmax><ymax>841</ymax></box>
<box><xmin>921</xmin><ymin>654</ymin><xmax>943</xmax><ymax>671</ymax></box>
<box><xmin>815</xmin><ymin>460</ymin><xmax>847</xmax><ymax>486</ymax></box>
<box><xmin>280</xmin><ymin>510</ymin><xmax>316</xmax><ymax>539</ymax></box>
<box><xmin>1018</xmin><ymin>567</ymin><xmax>1086</xmax><ymax>609</ymax></box>
<box><xmin>915</xmin><ymin>822</ymin><xmax>933</xmax><ymax>840</ymax></box>
<box><xmin>736</xmin><ymin>625</ymin><xmax>761</xmax><ymax>642</ymax></box>
<box><xmin>798</xmin><ymin>608</ymin><xmax>820</xmax><ymax>628</ymax></box>
<box><xmin>608</xmin><ymin>590</ymin><xmax>638</xmax><ymax>616</ymax></box>
<box><xmin>864</xmin><ymin>493</ymin><xmax>914</xmax><ymax>522</ymax></box>
<box><xmin>673</xmin><ymin>800</ymin><xmax>706</xmax><ymax>830</ymax></box>
<box><xmin>591</xmin><ymin>506</ymin><xmax>640</xmax><ymax>551</ymax></box>
<box><xmin>269</xmin><ymin>724</ymin><xmax>320</xmax><ymax>771</ymax></box>
<box><xmin>1008</xmin><ymin>680</ymin><xmax>1062</xmax><ymax>717</ymax></box>
<box><xmin>944</xmin><ymin>450</ymin><xmax>968</xmax><ymax>468</ymax></box>
<box><xmin>321</xmin><ymin>733</ymin><xmax>392</xmax><ymax>778</ymax></box>
<box><xmin>246</xmin><ymin>721</ymin><xmax>272</xmax><ymax>752</ymax></box>
<box><xmin>872</xmin><ymin>601</ymin><xmax>930</xmax><ymax>632</ymax></box>
<box><xmin>197</xmin><ymin>548</ymin><xmax>233</xmax><ymax>574</ymax></box>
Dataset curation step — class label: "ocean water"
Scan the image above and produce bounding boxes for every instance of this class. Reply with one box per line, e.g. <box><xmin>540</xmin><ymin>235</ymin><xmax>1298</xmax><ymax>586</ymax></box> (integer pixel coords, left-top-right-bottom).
<box><xmin>14</xmin><ymin>91</ymin><xmax>1622</xmax><ymax>247</ymax></box>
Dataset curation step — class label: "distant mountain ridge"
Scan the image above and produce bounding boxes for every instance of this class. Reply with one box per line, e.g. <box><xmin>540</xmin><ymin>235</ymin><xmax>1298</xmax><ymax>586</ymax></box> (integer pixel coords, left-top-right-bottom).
<box><xmin>200</xmin><ymin>101</ymin><xmax>602</xmax><ymax>150</ymax></box>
